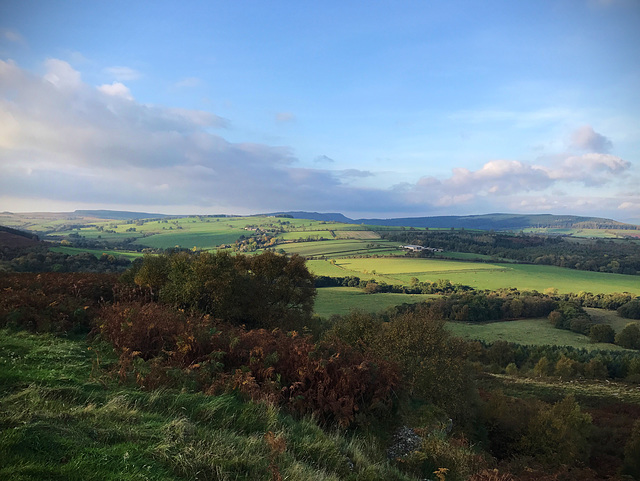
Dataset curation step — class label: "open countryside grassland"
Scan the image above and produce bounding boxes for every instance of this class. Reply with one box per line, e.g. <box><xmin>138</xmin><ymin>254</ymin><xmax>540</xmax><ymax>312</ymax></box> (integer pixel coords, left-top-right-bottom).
<box><xmin>313</xmin><ymin>258</ymin><xmax>639</xmax><ymax>294</ymax></box>
<box><xmin>446</xmin><ymin>318</ymin><xmax>627</xmax><ymax>350</ymax></box>
<box><xmin>522</xmin><ymin>227</ymin><xmax>629</xmax><ymax>238</ymax></box>
<box><xmin>279</xmin><ymin>239</ymin><xmax>402</xmax><ymax>258</ymax></box>
<box><xmin>314</xmin><ymin>287</ymin><xmax>435</xmax><ymax>318</ymax></box>
<box><xmin>334</xmin><ymin>230</ymin><xmax>381</xmax><ymax>239</ymax></box>
<box><xmin>584</xmin><ymin>308</ymin><xmax>634</xmax><ymax>333</ymax></box>
<box><xmin>277</xmin><ymin>230</ymin><xmax>334</xmax><ymax>240</ymax></box>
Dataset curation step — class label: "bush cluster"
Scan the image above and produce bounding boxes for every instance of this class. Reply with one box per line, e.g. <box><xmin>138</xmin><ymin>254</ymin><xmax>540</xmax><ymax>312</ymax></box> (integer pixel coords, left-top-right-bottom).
<box><xmin>97</xmin><ymin>301</ymin><xmax>399</xmax><ymax>427</ymax></box>
<box><xmin>0</xmin><ymin>272</ymin><xmax>118</xmax><ymax>333</ymax></box>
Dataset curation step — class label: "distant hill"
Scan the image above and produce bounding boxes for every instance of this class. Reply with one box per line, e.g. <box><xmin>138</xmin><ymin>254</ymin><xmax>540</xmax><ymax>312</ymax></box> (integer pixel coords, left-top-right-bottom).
<box><xmin>73</xmin><ymin>210</ymin><xmax>169</xmax><ymax>220</ymax></box>
<box><xmin>356</xmin><ymin>213</ymin><xmax>640</xmax><ymax>231</ymax></box>
<box><xmin>266</xmin><ymin>211</ymin><xmax>354</xmax><ymax>223</ymax></box>
<box><xmin>272</xmin><ymin>212</ymin><xmax>639</xmax><ymax>231</ymax></box>
<box><xmin>0</xmin><ymin>225</ymin><xmax>41</xmax><ymax>249</ymax></box>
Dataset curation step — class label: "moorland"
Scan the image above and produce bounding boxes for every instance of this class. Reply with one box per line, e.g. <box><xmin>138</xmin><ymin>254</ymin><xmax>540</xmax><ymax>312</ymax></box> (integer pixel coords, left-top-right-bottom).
<box><xmin>1</xmin><ymin>210</ymin><xmax>640</xmax><ymax>480</ymax></box>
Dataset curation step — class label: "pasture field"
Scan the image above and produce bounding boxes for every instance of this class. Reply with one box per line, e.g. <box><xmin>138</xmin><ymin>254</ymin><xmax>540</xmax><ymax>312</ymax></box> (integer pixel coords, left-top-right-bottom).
<box><xmin>435</xmin><ymin>251</ymin><xmax>498</xmax><ymax>261</ymax></box>
<box><xmin>584</xmin><ymin>307</ymin><xmax>635</xmax><ymax>333</ymax></box>
<box><xmin>310</xmin><ymin>258</ymin><xmax>640</xmax><ymax>295</ymax></box>
<box><xmin>279</xmin><ymin>239</ymin><xmax>402</xmax><ymax>258</ymax></box>
<box><xmin>446</xmin><ymin>318</ymin><xmax>626</xmax><ymax>351</ymax></box>
<box><xmin>314</xmin><ymin>287</ymin><xmax>435</xmax><ymax>318</ymax></box>
<box><xmin>522</xmin><ymin>227</ymin><xmax>627</xmax><ymax>239</ymax></box>
<box><xmin>132</xmin><ymin>231</ymin><xmax>244</xmax><ymax>250</ymax></box>
<box><xmin>277</xmin><ymin>230</ymin><xmax>334</xmax><ymax>240</ymax></box>
<box><xmin>305</xmin><ymin>259</ymin><xmax>386</xmax><ymax>279</ymax></box>
<box><xmin>334</xmin><ymin>230</ymin><xmax>381</xmax><ymax>240</ymax></box>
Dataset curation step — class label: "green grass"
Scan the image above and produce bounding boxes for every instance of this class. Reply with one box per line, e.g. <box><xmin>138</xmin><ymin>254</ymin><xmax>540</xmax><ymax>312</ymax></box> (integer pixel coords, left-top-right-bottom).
<box><xmin>308</xmin><ymin>258</ymin><xmax>639</xmax><ymax>295</ymax></box>
<box><xmin>0</xmin><ymin>329</ymin><xmax>418</xmax><ymax>481</ymax></box>
<box><xmin>279</xmin><ymin>239</ymin><xmax>402</xmax><ymax>257</ymax></box>
<box><xmin>314</xmin><ymin>287</ymin><xmax>435</xmax><ymax>318</ymax></box>
<box><xmin>584</xmin><ymin>308</ymin><xmax>636</xmax><ymax>333</ymax></box>
<box><xmin>446</xmin><ymin>318</ymin><xmax>626</xmax><ymax>351</ymax></box>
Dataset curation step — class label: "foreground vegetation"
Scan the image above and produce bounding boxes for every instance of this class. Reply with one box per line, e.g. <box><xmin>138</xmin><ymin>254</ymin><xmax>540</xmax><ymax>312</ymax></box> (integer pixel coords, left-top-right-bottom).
<box><xmin>0</xmin><ymin>330</ymin><xmax>415</xmax><ymax>481</ymax></box>
<box><xmin>2</xmin><ymin>253</ymin><xmax>640</xmax><ymax>480</ymax></box>
<box><xmin>2</xmin><ymin>213</ymin><xmax>640</xmax><ymax>480</ymax></box>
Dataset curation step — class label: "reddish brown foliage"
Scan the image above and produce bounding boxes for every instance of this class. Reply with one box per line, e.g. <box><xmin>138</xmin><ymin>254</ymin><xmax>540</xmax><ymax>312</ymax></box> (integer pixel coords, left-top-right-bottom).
<box><xmin>0</xmin><ymin>272</ymin><xmax>118</xmax><ymax>333</ymax></box>
<box><xmin>97</xmin><ymin>301</ymin><xmax>400</xmax><ymax>426</ymax></box>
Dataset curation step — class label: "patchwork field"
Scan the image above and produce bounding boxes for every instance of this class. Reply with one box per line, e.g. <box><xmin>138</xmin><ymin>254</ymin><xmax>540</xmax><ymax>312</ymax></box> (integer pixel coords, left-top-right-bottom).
<box><xmin>4</xmin><ymin>213</ymin><xmax>638</xmax><ymax>298</ymax></box>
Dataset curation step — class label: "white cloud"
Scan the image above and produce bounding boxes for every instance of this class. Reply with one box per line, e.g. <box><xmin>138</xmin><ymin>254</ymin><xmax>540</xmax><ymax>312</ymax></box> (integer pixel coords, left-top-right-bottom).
<box><xmin>569</xmin><ymin>125</ymin><xmax>612</xmax><ymax>153</ymax></box>
<box><xmin>97</xmin><ymin>82</ymin><xmax>133</xmax><ymax>100</ymax></box>
<box><xmin>547</xmin><ymin>153</ymin><xmax>630</xmax><ymax>185</ymax></box>
<box><xmin>43</xmin><ymin>58</ymin><xmax>82</xmax><ymax>89</ymax></box>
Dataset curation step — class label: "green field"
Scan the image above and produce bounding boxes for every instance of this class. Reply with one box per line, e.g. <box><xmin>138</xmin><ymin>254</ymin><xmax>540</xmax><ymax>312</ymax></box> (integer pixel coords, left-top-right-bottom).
<box><xmin>279</xmin><ymin>239</ymin><xmax>402</xmax><ymax>257</ymax></box>
<box><xmin>314</xmin><ymin>287</ymin><xmax>434</xmax><ymax>318</ymax></box>
<box><xmin>584</xmin><ymin>308</ymin><xmax>636</xmax><ymax>333</ymax></box>
<box><xmin>446</xmin><ymin>318</ymin><xmax>626</xmax><ymax>351</ymax></box>
<box><xmin>307</xmin><ymin>258</ymin><xmax>640</xmax><ymax>295</ymax></box>
<box><xmin>523</xmin><ymin>227</ymin><xmax>630</xmax><ymax>238</ymax></box>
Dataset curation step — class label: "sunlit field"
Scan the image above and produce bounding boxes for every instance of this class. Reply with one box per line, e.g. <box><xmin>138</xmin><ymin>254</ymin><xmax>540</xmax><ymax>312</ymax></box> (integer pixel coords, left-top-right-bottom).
<box><xmin>307</xmin><ymin>258</ymin><xmax>640</xmax><ymax>295</ymax></box>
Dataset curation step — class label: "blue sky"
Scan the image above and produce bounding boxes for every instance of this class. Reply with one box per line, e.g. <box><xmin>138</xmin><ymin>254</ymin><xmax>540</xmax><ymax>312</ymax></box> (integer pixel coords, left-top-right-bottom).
<box><xmin>1</xmin><ymin>0</ymin><xmax>639</xmax><ymax>221</ymax></box>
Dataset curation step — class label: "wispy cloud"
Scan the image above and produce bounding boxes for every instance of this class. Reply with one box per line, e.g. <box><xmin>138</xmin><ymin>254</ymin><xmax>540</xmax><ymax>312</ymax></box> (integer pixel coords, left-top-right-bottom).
<box><xmin>314</xmin><ymin>155</ymin><xmax>335</xmax><ymax>164</ymax></box>
<box><xmin>104</xmin><ymin>66</ymin><xmax>141</xmax><ymax>81</ymax></box>
<box><xmin>1</xmin><ymin>28</ymin><xmax>26</xmax><ymax>45</ymax></box>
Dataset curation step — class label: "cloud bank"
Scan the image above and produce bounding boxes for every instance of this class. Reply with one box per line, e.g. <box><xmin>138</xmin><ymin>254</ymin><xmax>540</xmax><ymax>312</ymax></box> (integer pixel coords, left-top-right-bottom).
<box><xmin>0</xmin><ymin>58</ymin><xmax>636</xmax><ymax>219</ymax></box>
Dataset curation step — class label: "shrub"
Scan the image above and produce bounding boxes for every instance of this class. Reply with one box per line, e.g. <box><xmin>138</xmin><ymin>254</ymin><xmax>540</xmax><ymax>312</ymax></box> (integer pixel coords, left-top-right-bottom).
<box><xmin>615</xmin><ymin>323</ymin><xmax>640</xmax><ymax>350</ymax></box>
<box><xmin>618</xmin><ymin>299</ymin><xmax>640</xmax><ymax>320</ymax></box>
<box><xmin>589</xmin><ymin>324</ymin><xmax>615</xmax><ymax>343</ymax></box>
<box><xmin>520</xmin><ymin>395</ymin><xmax>592</xmax><ymax>467</ymax></box>
<box><xmin>99</xmin><ymin>302</ymin><xmax>399</xmax><ymax>427</ymax></box>
<box><xmin>0</xmin><ymin>272</ymin><xmax>117</xmax><ymax>333</ymax></box>
<box><xmin>555</xmin><ymin>355</ymin><xmax>579</xmax><ymax>379</ymax></box>
<box><xmin>126</xmin><ymin>251</ymin><xmax>317</xmax><ymax>331</ymax></box>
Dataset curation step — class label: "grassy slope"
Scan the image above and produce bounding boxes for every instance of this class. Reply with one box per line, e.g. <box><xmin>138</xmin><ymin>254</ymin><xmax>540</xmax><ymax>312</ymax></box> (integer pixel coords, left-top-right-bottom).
<box><xmin>314</xmin><ymin>287</ymin><xmax>435</xmax><ymax>318</ymax></box>
<box><xmin>0</xmin><ymin>330</ymin><xmax>416</xmax><ymax>481</ymax></box>
<box><xmin>446</xmin><ymin>318</ymin><xmax>626</xmax><ymax>351</ymax></box>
